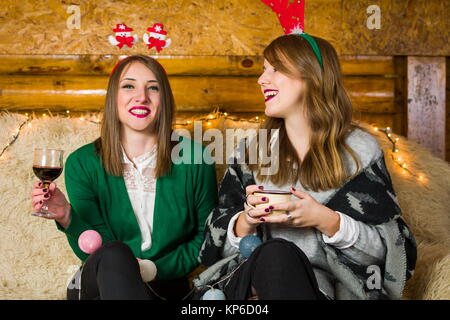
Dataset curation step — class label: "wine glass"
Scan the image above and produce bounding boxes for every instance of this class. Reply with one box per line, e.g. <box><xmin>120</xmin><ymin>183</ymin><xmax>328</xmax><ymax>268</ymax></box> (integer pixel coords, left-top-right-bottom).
<box><xmin>32</xmin><ymin>148</ymin><xmax>64</xmax><ymax>217</ymax></box>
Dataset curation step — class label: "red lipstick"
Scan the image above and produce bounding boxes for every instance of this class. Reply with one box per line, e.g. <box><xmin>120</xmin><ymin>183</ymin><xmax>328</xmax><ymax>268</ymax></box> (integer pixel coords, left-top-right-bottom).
<box><xmin>263</xmin><ymin>89</ymin><xmax>278</xmax><ymax>102</ymax></box>
<box><xmin>128</xmin><ymin>106</ymin><xmax>151</xmax><ymax>118</ymax></box>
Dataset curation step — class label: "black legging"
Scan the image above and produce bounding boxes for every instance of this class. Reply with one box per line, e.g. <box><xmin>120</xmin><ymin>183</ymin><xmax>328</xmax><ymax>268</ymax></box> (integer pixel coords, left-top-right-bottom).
<box><xmin>71</xmin><ymin>241</ymin><xmax>190</xmax><ymax>300</ymax></box>
<box><xmin>223</xmin><ymin>238</ymin><xmax>327</xmax><ymax>300</ymax></box>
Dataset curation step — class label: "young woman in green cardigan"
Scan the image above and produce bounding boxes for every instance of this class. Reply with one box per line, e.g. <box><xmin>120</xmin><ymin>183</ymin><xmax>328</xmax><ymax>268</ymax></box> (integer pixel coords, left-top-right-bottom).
<box><xmin>31</xmin><ymin>55</ymin><xmax>218</xmax><ymax>300</ymax></box>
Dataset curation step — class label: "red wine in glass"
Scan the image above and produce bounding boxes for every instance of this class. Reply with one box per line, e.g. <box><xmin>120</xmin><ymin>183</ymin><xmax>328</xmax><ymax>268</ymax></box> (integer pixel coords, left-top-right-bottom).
<box><xmin>32</xmin><ymin>148</ymin><xmax>64</xmax><ymax>217</ymax></box>
<box><xmin>32</xmin><ymin>166</ymin><xmax>63</xmax><ymax>184</ymax></box>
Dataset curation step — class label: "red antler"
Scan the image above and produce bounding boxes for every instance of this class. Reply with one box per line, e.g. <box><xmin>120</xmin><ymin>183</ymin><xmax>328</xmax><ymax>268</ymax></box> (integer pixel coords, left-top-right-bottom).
<box><xmin>260</xmin><ymin>0</ymin><xmax>305</xmax><ymax>34</ymax></box>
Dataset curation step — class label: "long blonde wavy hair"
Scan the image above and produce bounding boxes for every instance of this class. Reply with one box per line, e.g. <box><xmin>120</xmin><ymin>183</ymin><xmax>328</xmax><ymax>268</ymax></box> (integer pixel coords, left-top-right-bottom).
<box><xmin>249</xmin><ymin>35</ymin><xmax>366</xmax><ymax>192</ymax></box>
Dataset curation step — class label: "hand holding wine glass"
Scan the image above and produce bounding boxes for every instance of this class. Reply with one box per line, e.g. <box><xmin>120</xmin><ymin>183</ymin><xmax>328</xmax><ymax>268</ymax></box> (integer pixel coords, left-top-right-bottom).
<box><xmin>31</xmin><ymin>148</ymin><xmax>70</xmax><ymax>223</ymax></box>
<box><xmin>31</xmin><ymin>181</ymin><xmax>71</xmax><ymax>222</ymax></box>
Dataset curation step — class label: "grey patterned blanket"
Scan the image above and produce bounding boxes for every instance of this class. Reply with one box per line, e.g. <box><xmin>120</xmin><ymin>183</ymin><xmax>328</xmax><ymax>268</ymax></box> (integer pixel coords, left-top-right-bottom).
<box><xmin>194</xmin><ymin>154</ymin><xmax>417</xmax><ymax>300</ymax></box>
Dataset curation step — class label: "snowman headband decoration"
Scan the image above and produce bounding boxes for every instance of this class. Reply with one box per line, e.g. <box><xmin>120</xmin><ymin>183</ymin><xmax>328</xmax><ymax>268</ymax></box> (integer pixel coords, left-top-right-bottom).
<box><xmin>108</xmin><ymin>22</ymin><xmax>172</xmax><ymax>53</ymax></box>
<box><xmin>261</xmin><ymin>0</ymin><xmax>323</xmax><ymax>69</ymax></box>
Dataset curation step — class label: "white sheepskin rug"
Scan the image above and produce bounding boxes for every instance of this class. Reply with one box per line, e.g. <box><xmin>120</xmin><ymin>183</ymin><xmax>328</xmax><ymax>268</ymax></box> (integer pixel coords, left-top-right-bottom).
<box><xmin>0</xmin><ymin>112</ymin><xmax>449</xmax><ymax>299</ymax></box>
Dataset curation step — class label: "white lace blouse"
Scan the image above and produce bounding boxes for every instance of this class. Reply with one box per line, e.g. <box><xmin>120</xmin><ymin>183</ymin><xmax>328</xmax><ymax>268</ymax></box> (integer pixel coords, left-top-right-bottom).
<box><xmin>122</xmin><ymin>145</ymin><xmax>157</xmax><ymax>252</ymax></box>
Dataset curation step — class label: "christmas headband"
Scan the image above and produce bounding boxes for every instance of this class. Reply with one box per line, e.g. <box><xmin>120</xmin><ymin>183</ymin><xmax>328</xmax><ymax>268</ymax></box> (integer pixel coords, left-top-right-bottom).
<box><xmin>260</xmin><ymin>0</ymin><xmax>323</xmax><ymax>69</ymax></box>
<box><xmin>297</xmin><ymin>33</ymin><xmax>323</xmax><ymax>68</ymax></box>
<box><xmin>108</xmin><ymin>55</ymin><xmax>168</xmax><ymax>79</ymax></box>
<box><xmin>108</xmin><ymin>23</ymin><xmax>172</xmax><ymax>53</ymax></box>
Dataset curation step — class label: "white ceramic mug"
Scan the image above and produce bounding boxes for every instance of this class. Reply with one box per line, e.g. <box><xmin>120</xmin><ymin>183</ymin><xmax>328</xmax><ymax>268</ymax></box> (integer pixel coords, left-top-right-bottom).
<box><xmin>253</xmin><ymin>190</ymin><xmax>292</xmax><ymax>216</ymax></box>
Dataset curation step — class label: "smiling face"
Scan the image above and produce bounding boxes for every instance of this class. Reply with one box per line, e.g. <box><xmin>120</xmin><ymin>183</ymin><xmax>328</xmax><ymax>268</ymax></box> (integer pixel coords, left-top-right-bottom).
<box><xmin>150</xmin><ymin>32</ymin><xmax>166</xmax><ymax>40</ymax></box>
<box><xmin>116</xmin><ymin>32</ymin><xmax>131</xmax><ymax>37</ymax></box>
<box><xmin>257</xmin><ymin>59</ymin><xmax>305</xmax><ymax>119</ymax></box>
<box><xmin>116</xmin><ymin>61</ymin><xmax>161</xmax><ymax>135</ymax></box>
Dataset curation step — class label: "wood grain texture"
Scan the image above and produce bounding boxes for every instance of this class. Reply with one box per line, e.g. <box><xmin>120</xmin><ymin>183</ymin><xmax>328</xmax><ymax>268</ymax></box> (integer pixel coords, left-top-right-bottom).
<box><xmin>0</xmin><ymin>0</ymin><xmax>448</xmax><ymax>55</ymax></box>
<box><xmin>0</xmin><ymin>0</ymin><xmax>279</xmax><ymax>55</ymax></box>
<box><xmin>393</xmin><ymin>57</ymin><xmax>408</xmax><ymax>140</ymax></box>
<box><xmin>0</xmin><ymin>54</ymin><xmax>404</xmax><ymax>135</ymax></box>
<box><xmin>446</xmin><ymin>57</ymin><xmax>449</xmax><ymax>162</ymax></box>
<box><xmin>407</xmin><ymin>57</ymin><xmax>446</xmax><ymax>159</ymax></box>
<box><xmin>0</xmin><ymin>55</ymin><xmax>395</xmax><ymax>76</ymax></box>
<box><xmin>0</xmin><ymin>74</ymin><xmax>396</xmax><ymax>113</ymax></box>
<box><xmin>340</xmin><ymin>0</ymin><xmax>450</xmax><ymax>56</ymax></box>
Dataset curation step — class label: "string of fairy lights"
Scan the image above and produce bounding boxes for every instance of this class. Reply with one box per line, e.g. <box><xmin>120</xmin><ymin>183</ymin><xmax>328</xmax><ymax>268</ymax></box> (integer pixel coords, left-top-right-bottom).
<box><xmin>373</xmin><ymin>126</ymin><xmax>426</xmax><ymax>183</ymax></box>
<box><xmin>0</xmin><ymin>111</ymin><xmax>428</xmax><ymax>186</ymax></box>
<box><xmin>0</xmin><ymin>115</ymin><xmax>31</xmax><ymax>159</ymax></box>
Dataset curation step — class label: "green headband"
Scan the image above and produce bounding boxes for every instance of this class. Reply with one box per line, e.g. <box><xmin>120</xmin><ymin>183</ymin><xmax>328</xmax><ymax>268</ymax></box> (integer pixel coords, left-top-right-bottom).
<box><xmin>296</xmin><ymin>33</ymin><xmax>323</xmax><ymax>69</ymax></box>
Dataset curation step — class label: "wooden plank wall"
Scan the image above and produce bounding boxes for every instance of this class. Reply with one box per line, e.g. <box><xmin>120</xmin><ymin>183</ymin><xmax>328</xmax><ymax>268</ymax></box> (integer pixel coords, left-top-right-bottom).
<box><xmin>447</xmin><ymin>57</ymin><xmax>450</xmax><ymax>161</ymax></box>
<box><xmin>0</xmin><ymin>0</ymin><xmax>448</xmax><ymax>160</ymax></box>
<box><xmin>0</xmin><ymin>54</ymin><xmax>404</xmax><ymax>135</ymax></box>
<box><xmin>0</xmin><ymin>0</ymin><xmax>448</xmax><ymax>56</ymax></box>
<box><xmin>407</xmin><ymin>57</ymin><xmax>446</xmax><ymax>159</ymax></box>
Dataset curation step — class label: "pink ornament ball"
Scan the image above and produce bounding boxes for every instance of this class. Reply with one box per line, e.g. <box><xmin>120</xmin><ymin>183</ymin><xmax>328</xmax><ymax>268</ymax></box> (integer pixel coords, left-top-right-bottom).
<box><xmin>78</xmin><ymin>230</ymin><xmax>102</xmax><ymax>254</ymax></box>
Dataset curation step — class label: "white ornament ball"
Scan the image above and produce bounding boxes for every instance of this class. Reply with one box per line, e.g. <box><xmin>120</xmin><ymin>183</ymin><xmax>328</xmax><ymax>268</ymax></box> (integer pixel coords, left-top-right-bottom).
<box><xmin>138</xmin><ymin>259</ymin><xmax>157</xmax><ymax>282</ymax></box>
<box><xmin>202</xmin><ymin>288</ymin><xmax>226</xmax><ymax>300</ymax></box>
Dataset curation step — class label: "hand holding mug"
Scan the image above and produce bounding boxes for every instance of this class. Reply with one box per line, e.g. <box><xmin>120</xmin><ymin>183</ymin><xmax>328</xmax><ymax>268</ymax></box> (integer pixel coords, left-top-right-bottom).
<box><xmin>261</xmin><ymin>187</ymin><xmax>340</xmax><ymax>237</ymax></box>
<box><xmin>235</xmin><ymin>185</ymin><xmax>271</xmax><ymax>237</ymax></box>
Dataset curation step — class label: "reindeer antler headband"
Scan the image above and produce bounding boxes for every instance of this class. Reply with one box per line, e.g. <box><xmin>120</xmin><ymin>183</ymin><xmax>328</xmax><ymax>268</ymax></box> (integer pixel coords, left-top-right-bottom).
<box><xmin>261</xmin><ymin>0</ymin><xmax>323</xmax><ymax>69</ymax></box>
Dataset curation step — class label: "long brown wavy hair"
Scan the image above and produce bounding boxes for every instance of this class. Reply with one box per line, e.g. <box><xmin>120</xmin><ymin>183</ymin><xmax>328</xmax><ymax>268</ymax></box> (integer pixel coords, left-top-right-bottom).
<box><xmin>94</xmin><ymin>55</ymin><xmax>175</xmax><ymax>178</ymax></box>
<box><xmin>249</xmin><ymin>35</ymin><xmax>365</xmax><ymax>192</ymax></box>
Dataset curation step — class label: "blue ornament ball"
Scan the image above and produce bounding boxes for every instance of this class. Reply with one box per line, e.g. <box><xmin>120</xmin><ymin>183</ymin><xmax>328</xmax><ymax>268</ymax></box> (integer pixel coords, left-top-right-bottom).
<box><xmin>239</xmin><ymin>235</ymin><xmax>262</xmax><ymax>258</ymax></box>
<box><xmin>202</xmin><ymin>288</ymin><xmax>226</xmax><ymax>300</ymax></box>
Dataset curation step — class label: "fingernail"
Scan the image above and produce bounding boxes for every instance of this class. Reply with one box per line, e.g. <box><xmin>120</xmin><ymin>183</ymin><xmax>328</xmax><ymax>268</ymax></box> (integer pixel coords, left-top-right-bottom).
<box><xmin>38</xmin><ymin>182</ymin><xmax>43</xmax><ymax>187</ymax></box>
<box><xmin>44</xmin><ymin>193</ymin><xmax>50</xmax><ymax>199</ymax></box>
<box><xmin>291</xmin><ymin>187</ymin><xmax>296</xmax><ymax>191</ymax></box>
<box><xmin>259</xmin><ymin>218</ymin><xmax>265</xmax><ymax>222</ymax></box>
<box><xmin>264</xmin><ymin>208</ymin><xmax>271</xmax><ymax>213</ymax></box>
<box><xmin>258</xmin><ymin>185</ymin><xmax>264</xmax><ymax>190</ymax></box>
<box><xmin>269</xmin><ymin>205</ymin><xmax>274</xmax><ymax>210</ymax></box>
<box><xmin>261</xmin><ymin>197</ymin><xmax>267</xmax><ymax>201</ymax></box>
<box><xmin>39</xmin><ymin>200</ymin><xmax>43</xmax><ymax>204</ymax></box>
<box><xmin>42</xmin><ymin>188</ymin><xmax>48</xmax><ymax>193</ymax></box>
